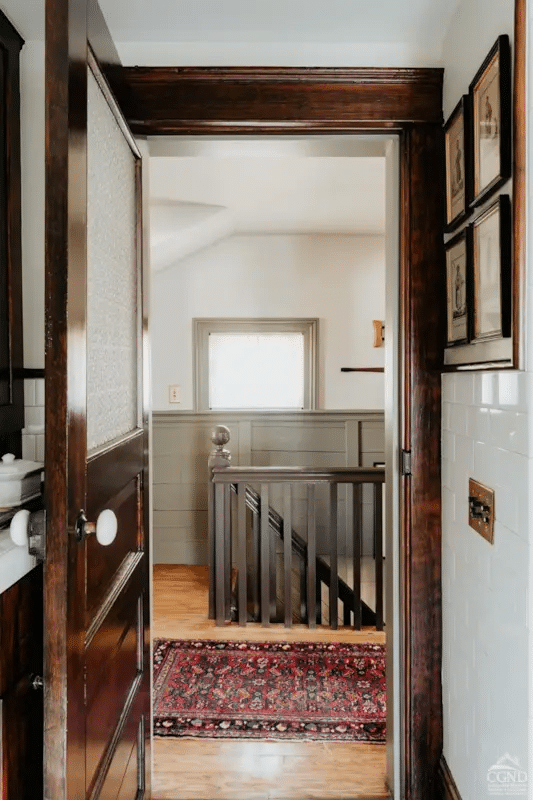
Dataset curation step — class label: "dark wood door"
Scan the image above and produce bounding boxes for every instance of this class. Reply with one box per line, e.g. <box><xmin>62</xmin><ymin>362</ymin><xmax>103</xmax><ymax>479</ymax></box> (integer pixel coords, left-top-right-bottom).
<box><xmin>44</xmin><ymin>1</ymin><xmax>150</xmax><ymax>798</ymax></box>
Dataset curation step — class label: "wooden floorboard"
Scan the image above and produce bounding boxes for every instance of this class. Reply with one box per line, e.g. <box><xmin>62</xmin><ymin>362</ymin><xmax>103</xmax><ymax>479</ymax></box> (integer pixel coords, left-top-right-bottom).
<box><xmin>152</xmin><ymin>564</ymin><xmax>389</xmax><ymax>800</ymax></box>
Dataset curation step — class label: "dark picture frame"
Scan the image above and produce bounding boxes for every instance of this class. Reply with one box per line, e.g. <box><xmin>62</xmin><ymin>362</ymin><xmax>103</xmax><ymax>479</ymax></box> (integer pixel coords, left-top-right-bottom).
<box><xmin>445</xmin><ymin>228</ymin><xmax>470</xmax><ymax>345</ymax></box>
<box><xmin>470</xmin><ymin>35</ymin><xmax>512</xmax><ymax>208</ymax></box>
<box><xmin>471</xmin><ymin>194</ymin><xmax>512</xmax><ymax>342</ymax></box>
<box><xmin>444</xmin><ymin>96</ymin><xmax>471</xmax><ymax>231</ymax></box>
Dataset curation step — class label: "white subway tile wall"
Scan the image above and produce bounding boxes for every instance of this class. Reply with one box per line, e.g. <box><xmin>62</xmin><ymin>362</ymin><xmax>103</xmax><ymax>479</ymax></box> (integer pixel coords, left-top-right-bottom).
<box><xmin>22</xmin><ymin>378</ymin><xmax>45</xmax><ymax>462</ymax></box>
<box><xmin>442</xmin><ymin>371</ymin><xmax>531</xmax><ymax>798</ymax></box>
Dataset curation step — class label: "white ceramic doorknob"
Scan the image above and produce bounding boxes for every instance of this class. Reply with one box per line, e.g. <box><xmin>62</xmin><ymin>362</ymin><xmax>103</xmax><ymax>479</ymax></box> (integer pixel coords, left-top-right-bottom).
<box><xmin>94</xmin><ymin>509</ymin><xmax>118</xmax><ymax>546</ymax></box>
<box><xmin>10</xmin><ymin>508</ymin><xmax>31</xmax><ymax>547</ymax></box>
<box><xmin>10</xmin><ymin>508</ymin><xmax>46</xmax><ymax>561</ymax></box>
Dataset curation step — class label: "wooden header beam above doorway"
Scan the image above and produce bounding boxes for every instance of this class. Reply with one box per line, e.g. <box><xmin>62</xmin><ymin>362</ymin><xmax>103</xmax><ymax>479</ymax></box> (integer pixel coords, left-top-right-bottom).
<box><xmin>117</xmin><ymin>66</ymin><xmax>444</xmax><ymax>135</ymax></box>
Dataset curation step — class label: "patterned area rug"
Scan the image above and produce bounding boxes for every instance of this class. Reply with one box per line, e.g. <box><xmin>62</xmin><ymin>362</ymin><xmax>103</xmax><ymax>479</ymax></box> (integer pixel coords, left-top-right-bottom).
<box><xmin>153</xmin><ymin>639</ymin><xmax>386</xmax><ymax>742</ymax></box>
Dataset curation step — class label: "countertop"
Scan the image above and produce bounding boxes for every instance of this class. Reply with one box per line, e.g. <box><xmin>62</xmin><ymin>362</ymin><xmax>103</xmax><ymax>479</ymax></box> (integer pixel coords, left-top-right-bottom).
<box><xmin>0</xmin><ymin>502</ymin><xmax>40</xmax><ymax>595</ymax></box>
<box><xmin>0</xmin><ymin>527</ymin><xmax>36</xmax><ymax>595</ymax></box>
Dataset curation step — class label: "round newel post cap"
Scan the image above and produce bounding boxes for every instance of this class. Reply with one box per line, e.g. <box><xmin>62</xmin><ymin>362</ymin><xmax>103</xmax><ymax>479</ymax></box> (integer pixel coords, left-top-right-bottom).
<box><xmin>209</xmin><ymin>425</ymin><xmax>231</xmax><ymax>469</ymax></box>
<box><xmin>211</xmin><ymin>425</ymin><xmax>231</xmax><ymax>448</ymax></box>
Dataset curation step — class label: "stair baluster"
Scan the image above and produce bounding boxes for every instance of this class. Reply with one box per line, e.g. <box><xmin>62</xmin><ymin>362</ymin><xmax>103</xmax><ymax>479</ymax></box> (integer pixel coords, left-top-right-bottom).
<box><xmin>283</xmin><ymin>484</ymin><xmax>292</xmax><ymax>629</ymax></box>
<box><xmin>353</xmin><ymin>483</ymin><xmax>363</xmax><ymax>630</ymax></box>
<box><xmin>209</xmin><ymin>426</ymin><xmax>385</xmax><ymax>631</ymax></box>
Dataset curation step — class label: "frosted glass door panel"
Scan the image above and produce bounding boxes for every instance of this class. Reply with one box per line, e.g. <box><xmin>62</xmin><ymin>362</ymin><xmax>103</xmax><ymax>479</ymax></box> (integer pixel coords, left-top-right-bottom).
<box><xmin>86</xmin><ymin>68</ymin><xmax>138</xmax><ymax>452</ymax></box>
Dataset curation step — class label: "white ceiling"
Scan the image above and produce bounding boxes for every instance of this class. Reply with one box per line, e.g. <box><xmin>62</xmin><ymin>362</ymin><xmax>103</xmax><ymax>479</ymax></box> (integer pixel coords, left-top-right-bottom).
<box><xmin>99</xmin><ymin>0</ymin><xmax>460</xmax><ymax>46</ymax></box>
<box><xmin>150</xmin><ymin>157</ymin><xmax>385</xmax><ymax>234</ymax></box>
<box><xmin>149</xmin><ymin>138</ymin><xmax>386</xmax><ymax>271</ymax></box>
<box><xmin>3</xmin><ymin>0</ymin><xmax>460</xmax><ymax>58</ymax></box>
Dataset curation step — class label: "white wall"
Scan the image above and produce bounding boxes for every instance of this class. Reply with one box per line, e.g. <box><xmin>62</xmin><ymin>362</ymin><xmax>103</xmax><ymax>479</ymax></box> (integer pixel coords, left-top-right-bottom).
<box><xmin>150</xmin><ymin>233</ymin><xmax>385</xmax><ymax>411</ymax></box>
<box><xmin>442</xmin><ymin>0</ymin><xmax>515</xmax><ymax>117</ymax></box>
<box><xmin>20</xmin><ymin>41</ymin><xmax>45</xmax><ymax>369</ymax></box>
<box><xmin>116</xmin><ymin>41</ymin><xmax>444</xmax><ymax>69</ymax></box>
<box><xmin>441</xmin><ymin>3</ymin><xmax>532</xmax><ymax>799</ymax></box>
<box><xmin>0</xmin><ymin>4</ymin><xmax>46</xmax><ymax>369</ymax></box>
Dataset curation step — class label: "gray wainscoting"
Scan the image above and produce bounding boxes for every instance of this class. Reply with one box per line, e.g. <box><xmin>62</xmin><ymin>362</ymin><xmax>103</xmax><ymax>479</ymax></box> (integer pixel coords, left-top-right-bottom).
<box><xmin>152</xmin><ymin>410</ymin><xmax>385</xmax><ymax>564</ymax></box>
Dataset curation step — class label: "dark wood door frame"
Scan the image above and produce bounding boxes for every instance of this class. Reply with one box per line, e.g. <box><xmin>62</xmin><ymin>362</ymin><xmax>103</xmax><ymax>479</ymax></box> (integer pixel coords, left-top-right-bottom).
<box><xmin>109</xmin><ymin>66</ymin><xmax>445</xmax><ymax>800</ymax></box>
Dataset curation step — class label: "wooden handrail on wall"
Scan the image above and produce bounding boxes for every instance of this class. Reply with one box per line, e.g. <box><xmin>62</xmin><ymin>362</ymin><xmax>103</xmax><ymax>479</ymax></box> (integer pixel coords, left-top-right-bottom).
<box><xmin>208</xmin><ymin>426</ymin><xmax>385</xmax><ymax>632</ymax></box>
<box><xmin>340</xmin><ymin>367</ymin><xmax>385</xmax><ymax>373</ymax></box>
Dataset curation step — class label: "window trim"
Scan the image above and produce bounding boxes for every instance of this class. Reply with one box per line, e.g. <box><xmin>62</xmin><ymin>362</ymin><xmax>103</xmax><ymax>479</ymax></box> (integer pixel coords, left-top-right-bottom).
<box><xmin>193</xmin><ymin>318</ymin><xmax>318</xmax><ymax>411</ymax></box>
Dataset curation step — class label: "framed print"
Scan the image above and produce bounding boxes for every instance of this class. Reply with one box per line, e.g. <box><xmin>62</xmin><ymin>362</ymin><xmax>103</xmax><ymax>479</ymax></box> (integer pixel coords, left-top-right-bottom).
<box><xmin>445</xmin><ymin>229</ymin><xmax>470</xmax><ymax>345</ymax></box>
<box><xmin>472</xmin><ymin>195</ymin><xmax>511</xmax><ymax>342</ymax></box>
<box><xmin>444</xmin><ymin>96</ymin><xmax>470</xmax><ymax>230</ymax></box>
<box><xmin>470</xmin><ymin>35</ymin><xmax>511</xmax><ymax>207</ymax></box>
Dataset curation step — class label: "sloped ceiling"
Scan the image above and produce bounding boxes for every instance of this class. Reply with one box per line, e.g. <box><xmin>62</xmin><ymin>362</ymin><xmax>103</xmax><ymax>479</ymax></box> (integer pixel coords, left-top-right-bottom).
<box><xmin>149</xmin><ymin>138</ymin><xmax>386</xmax><ymax>271</ymax></box>
<box><xmin>150</xmin><ymin>200</ymin><xmax>234</xmax><ymax>269</ymax></box>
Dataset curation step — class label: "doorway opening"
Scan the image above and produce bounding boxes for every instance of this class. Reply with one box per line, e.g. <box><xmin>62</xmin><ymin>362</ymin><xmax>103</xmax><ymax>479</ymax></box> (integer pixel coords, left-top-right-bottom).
<box><xmin>148</xmin><ymin>134</ymin><xmax>399</xmax><ymax>800</ymax></box>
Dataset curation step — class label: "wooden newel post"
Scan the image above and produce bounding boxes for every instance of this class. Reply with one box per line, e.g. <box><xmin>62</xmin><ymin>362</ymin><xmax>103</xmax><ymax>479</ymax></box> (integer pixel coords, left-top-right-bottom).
<box><xmin>208</xmin><ymin>425</ymin><xmax>231</xmax><ymax>622</ymax></box>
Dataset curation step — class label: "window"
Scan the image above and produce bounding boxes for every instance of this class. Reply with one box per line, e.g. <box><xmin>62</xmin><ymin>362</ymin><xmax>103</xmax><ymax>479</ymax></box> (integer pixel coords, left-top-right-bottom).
<box><xmin>194</xmin><ymin>318</ymin><xmax>318</xmax><ymax>410</ymax></box>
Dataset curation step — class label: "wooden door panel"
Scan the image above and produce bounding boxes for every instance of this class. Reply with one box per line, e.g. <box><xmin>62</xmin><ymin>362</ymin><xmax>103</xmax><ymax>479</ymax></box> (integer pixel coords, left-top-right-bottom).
<box><xmin>87</xmin><ymin>433</ymin><xmax>145</xmax><ymax>514</ymax></box>
<box><xmin>116</xmin><ymin>745</ymin><xmax>140</xmax><ymax>800</ymax></box>
<box><xmin>86</xmin><ymin>614</ymin><xmax>138</xmax><ymax>776</ymax></box>
<box><xmin>97</xmin><ymin>710</ymin><xmax>145</xmax><ymax>800</ymax></box>
<box><xmin>85</xmin><ymin>562</ymin><xmax>145</xmax><ymax>793</ymax></box>
<box><xmin>95</xmin><ymin>743</ymin><xmax>136</xmax><ymax>800</ymax></box>
<box><xmin>86</xmin><ymin>477</ymin><xmax>141</xmax><ymax>621</ymax></box>
<box><xmin>88</xmin><ymin>709</ymin><xmax>145</xmax><ymax>800</ymax></box>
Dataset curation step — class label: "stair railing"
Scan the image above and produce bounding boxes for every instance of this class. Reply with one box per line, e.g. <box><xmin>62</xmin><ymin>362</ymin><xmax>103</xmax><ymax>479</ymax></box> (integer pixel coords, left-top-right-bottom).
<box><xmin>233</xmin><ymin>482</ymin><xmax>378</xmax><ymax>629</ymax></box>
<box><xmin>208</xmin><ymin>425</ymin><xmax>385</xmax><ymax>631</ymax></box>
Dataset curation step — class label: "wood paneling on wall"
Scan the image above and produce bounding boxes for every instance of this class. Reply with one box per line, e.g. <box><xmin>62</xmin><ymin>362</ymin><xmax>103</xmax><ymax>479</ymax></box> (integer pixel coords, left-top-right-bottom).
<box><xmin>152</xmin><ymin>411</ymin><xmax>384</xmax><ymax>564</ymax></box>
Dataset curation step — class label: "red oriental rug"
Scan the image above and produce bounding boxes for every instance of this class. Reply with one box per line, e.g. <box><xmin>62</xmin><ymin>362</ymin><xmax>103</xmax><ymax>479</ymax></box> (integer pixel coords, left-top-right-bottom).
<box><xmin>153</xmin><ymin>639</ymin><xmax>386</xmax><ymax>742</ymax></box>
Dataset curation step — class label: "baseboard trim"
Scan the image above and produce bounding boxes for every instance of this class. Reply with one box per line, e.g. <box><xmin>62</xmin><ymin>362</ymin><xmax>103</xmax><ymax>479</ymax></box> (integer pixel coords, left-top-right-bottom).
<box><xmin>439</xmin><ymin>755</ymin><xmax>463</xmax><ymax>800</ymax></box>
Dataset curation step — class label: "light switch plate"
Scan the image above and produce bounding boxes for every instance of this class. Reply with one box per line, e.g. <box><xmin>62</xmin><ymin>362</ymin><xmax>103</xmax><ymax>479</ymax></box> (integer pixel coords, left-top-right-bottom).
<box><xmin>468</xmin><ymin>478</ymin><xmax>495</xmax><ymax>544</ymax></box>
<box><xmin>169</xmin><ymin>385</ymin><xmax>181</xmax><ymax>403</ymax></box>
<box><xmin>372</xmin><ymin>320</ymin><xmax>385</xmax><ymax>348</ymax></box>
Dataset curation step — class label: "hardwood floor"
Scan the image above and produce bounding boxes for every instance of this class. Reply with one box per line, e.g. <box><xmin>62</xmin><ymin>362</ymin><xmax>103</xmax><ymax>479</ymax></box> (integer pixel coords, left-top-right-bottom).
<box><xmin>152</xmin><ymin>565</ymin><xmax>389</xmax><ymax>800</ymax></box>
<box><xmin>153</xmin><ymin>565</ymin><xmax>386</xmax><ymax>645</ymax></box>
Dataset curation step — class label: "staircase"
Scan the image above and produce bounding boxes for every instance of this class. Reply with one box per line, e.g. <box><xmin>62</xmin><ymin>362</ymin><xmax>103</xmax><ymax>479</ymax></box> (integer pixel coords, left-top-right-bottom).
<box><xmin>229</xmin><ymin>483</ymin><xmax>378</xmax><ymax>627</ymax></box>
<box><xmin>208</xmin><ymin>426</ymin><xmax>385</xmax><ymax>631</ymax></box>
